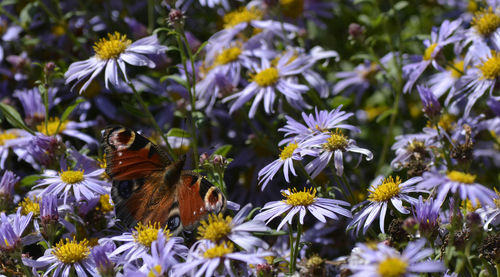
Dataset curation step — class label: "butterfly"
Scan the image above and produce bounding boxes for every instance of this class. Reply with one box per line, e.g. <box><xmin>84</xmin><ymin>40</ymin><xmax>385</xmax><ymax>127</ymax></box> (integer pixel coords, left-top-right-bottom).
<box><xmin>102</xmin><ymin>126</ymin><xmax>227</xmax><ymax>236</ymax></box>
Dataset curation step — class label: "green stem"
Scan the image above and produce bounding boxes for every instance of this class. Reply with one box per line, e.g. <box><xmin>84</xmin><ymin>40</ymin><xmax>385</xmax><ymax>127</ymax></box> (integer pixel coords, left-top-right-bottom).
<box><xmin>434</xmin><ymin>122</ymin><xmax>453</xmax><ymax>168</ymax></box>
<box><xmin>496</xmin><ymin>263</ymin><xmax>500</xmax><ymax>277</ymax></box>
<box><xmin>175</xmin><ymin>31</ymin><xmax>199</xmax><ymax>169</ymax></box>
<box><xmin>127</xmin><ymin>82</ymin><xmax>177</xmax><ymax>160</ymax></box>
<box><xmin>0</xmin><ymin>6</ymin><xmax>26</xmax><ymax>31</ymax></box>
<box><xmin>148</xmin><ymin>0</ymin><xmax>154</xmax><ymax>32</ymax></box>
<box><xmin>289</xmin><ymin>222</ymin><xmax>303</xmax><ymax>274</ymax></box>
<box><xmin>288</xmin><ymin>222</ymin><xmax>294</xmax><ymax>274</ymax></box>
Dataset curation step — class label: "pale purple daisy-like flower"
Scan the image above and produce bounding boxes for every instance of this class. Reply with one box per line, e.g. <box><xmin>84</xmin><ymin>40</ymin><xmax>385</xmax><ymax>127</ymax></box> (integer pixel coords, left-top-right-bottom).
<box><xmin>0</xmin><ymin>170</ymin><xmax>19</xmax><ymax>200</ymax></box>
<box><xmin>403</xmin><ymin>18</ymin><xmax>463</xmax><ymax>93</ymax></box>
<box><xmin>427</xmin><ymin>58</ymin><xmax>465</xmax><ymax>100</ymax></box>
<box><xmin>34</xmin><ymin>165</ymin><xmax>109</xmax><ymax>204</ymax></box>
<box><xmin>347</xmin><ymin>176</ymin><xmax>424</xmax><ymax>235</ymax></box>
<box><xmin>417</xmin><ymin>85</ymin><xmax>441</xmax><ymax>119</ymax></box>
<box><xmin>22</xmin><ymin>236</ymin><xmax>97</xmax><ymax>277</ymax></box>
<box><xmin>450</xmin><ymin>40</ymin><xmax>500</xmax><ymax>116</ymax></box>
<box><xmin>91</xmin><ymin>245</ymin><xmax>115</xmax><ymax>277</ymax></box>
<box><xmin>0</xmin><ymin>128</ymin><xmax>33</xmax><ymax>169</ymax></box>
<box><xmin>122</xmin><ymin>230</ymin><xmax>183</xmax><ymax>277</ymax></box>
<box><xmin>65</xmin><ymin>33</ymin><xmax>168</xmax><ymax>94</ymax></box>
<box><xmin>417</xmin><ymin>170</ymin><xmax>497</xmax><ymax>207</ymax></box>
<box><xmin>412</xmin><ymin>195</ymin><xmax>440</xmax><ymax>236</ymax></box>
<box><xmin>14</xmin><ymin>87</ymin><xmax>59</xmax><ymax>125</ymax></box>
<box><xmin>302</xmin><ymin>129</ymin><xmax>373</xmax><ymax>177</ymax></box>
<box><xmin>197</xmin><ymin>203</ymin><xmax>270</xmax><ymax>251</ymax></box>
<box><xmin>103</xmin><ymin>225</ymin><xmax>187</xmax><ymax>265</ymax></box>
<box><xmin>390</xmin><ymin>127</ymin><xmax>439</xmax><ymax>170</ymax></box>
<box><xmin>0</xmin><ymin>209</ymin><xmax>33</xmax><ymax>251</ymax></box>
<box><xmin>254</xmin><ymin>187</ymin><xmax>352</xmax><ymax>231</ymax></box>
<box><xmin>279</xmin><ymin>105</ymin><xmax>360</xmax><ymax>145</ymax></box>
<box><xmin>476</xmin><ymin>191</ymin><xmax>500</xmax><ymax>231</ymax></box>
<box><xmin>172</xmin><ymin>240</ymin><xmax>271</xmax><ymax>277</ymax></box>
<box><xmin>257</xmin><ymin>141</ymin><xmax>314</xmax><ymax>190</ymax></box>
<box><xmin>223</xmin><ymin>52</ymin><xmax>311</xmax><ymax>118</ymax></box>
<box><xmin>347</xmin><ymin>239</ymin><xmax>445</xmax><ymax>276</ymax></box>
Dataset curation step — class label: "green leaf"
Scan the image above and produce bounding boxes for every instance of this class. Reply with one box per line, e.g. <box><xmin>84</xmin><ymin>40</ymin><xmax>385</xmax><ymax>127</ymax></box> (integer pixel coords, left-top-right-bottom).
<box><xmin>193</xmin><ymin>41</ymin><xmax>208</xmax><ymax>60</ymax></box>
<box><xmin>213</xmin><ymin>145</ymin><xmax>232</xmax><ymax>157</ymax></box>
<box><xmin>60</xmin><ymin>98</ymin><xmax>85</xmax><ymax>122</ymax></box>
<box><xmin>19</xmin><ymin>3</ymin><xmax>35</xmax><ymax>29</ymax></box>
<box><xmin>393</xmin><ymin>1</ymin><xmax>409</xmax><ymax>10</ymax></box>
<box><xmin>161</xmin><ymin>75</ymin><xmax>188</xmax><ymax>89</ymax></box>
<box><xmin>166</xmin><ymin>128</ymin><xmax>190</xmax><ymax>138</ymax></box>
<box><xmin>376</xmin><ymin>108</ymin><xmax>395</xmax><ymax>123</ymax></box>
<box><xmin>19</xmin><ymin>175</ymin><xmax>43</xmax><ymax>188</ymax></box>
<box><xmin>0</xmin><ymin>103</ymin><xmax>34</xmax><ymax>134</ymax></box>
<box><xmin>252</xmin><ymin>230</ymin><xmax>289</xmax><ymax>236</ymax></box>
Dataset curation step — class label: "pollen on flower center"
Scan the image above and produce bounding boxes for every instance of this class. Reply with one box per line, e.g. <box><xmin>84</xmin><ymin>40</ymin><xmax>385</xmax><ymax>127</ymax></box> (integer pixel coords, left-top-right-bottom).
<box><xmin>280</xmin><ymin>0</ymin><xmax>304</xmax><ymax>18</ymax></box>
<box><xmin>148</xmin><ymin>264</ymin><xmax>163</xmax><ymax>277</ymax></box>
<box><xmin>197</xmin><ymin>213</ymin><xmax>232</xmax><ymax>242</ymax></box>
<box><xmin>97</xmin><ymin>194</ymin><xmax>114</xmax><ymax>213</ymax></box>
<box><xmin>377</xmin><ymin>257</ymin><xmax>408</xmax><ymax>277</ymax></box>
<box><xmin>53</xmin><ymin>237</ymin><xmax>90</xmax><ymax>264</ymax></box>
<box><xmin>283</xmin><ymin>187</ymin><xmax>317</xmax><ymax>206</ymax></box>
<box><xmin>368</xmin><ymin>176</ymin><xmax>402</xmax><ymax>202</ymax></box>
<box><xmin>478</xmin><ymin>52</ymin><xmax>500</xmax><ymax>80</ymax></box>
<box><xmin>203</xmin><ymin>241</ymin><xmax>234</xmax><ymax>259</ymax></box>
<box><xmin>133</xmin><ymin>222</ymin><xmax>171</xmax><ymax>248</ymax></box>
<box><xmin>252</xmin><ymin>67</ymin><xmax>280</xmax><ymax>87</ymax></box>
<box><xmin>279</xmin><ymin>142</ymin><xmax>298</xmax><ymax>160</ymax></box>
<box><xmin>447</xmin><ymin>170</ymin><xmax>476</xmax><ymax>184</ymax></box>
<box><xmin>423</xmin><ymin>43</ymin><xmax>438</xmax><ymax>61</ymax></box>
<box><xmin>223</xmin><ymin>7</ymin><xmax>262</xmax><ymax>29</ymax></box>
<box><xmin>0</xmin><ymin>132</ymin><xmax>18</xmax><ymax>145</ymax></box>
<box><xmin>60</xmin><ymin>169</ymin><xmax>85</xmax><ymax>184</ymax></box>
<box><xmin>19</xmin><ymin>197</ymin><xmax>40</xmax><ymax>216</ymax></box>
<box><xmin>93</xmin><ymin>32</ymin><xmax>132</xmax><ymax>60</ymax></box>
<box><xmin>215</xmin><ymin>47</ymin><xmax>242</xmax><ymax>65</ymax></box>
<box><xmin>322</xmin><ymin>130</ymin><xmax>349</xmax><ymax>151</ymax></box>
<box><xmin>437</xmin><ymin>113</ymin><xmax>456</xmax><ymax>133</ymax></box>
<box><xmin>472</xmin><ymin>8</ymin><xmax>500</xmax><ymax>36</ymax></box>
<box><xmin>36</xmin><ymin>117</ymin><xmax>69</xmax><ymax>136</ymax></box>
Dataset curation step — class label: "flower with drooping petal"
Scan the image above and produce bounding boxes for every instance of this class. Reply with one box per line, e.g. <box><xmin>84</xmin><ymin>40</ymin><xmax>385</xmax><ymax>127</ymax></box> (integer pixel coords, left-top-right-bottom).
<box><xmin>0</xmin><ymin>208</ymin><xmax>33</xmax><ymax>252</ymax></box>
<box><xmin>348</xmin><ymin>176</ymin><xmax>425</xmax><ymax>235</ymax></box>
<box><xmin>65</xmin><ymin>33</ymin><xmax>168</xmax><ymax>94</ymax></box>
<box><xmin>254</xmin><ymin>187</ymin><xmax>352</xmax><ymax>231</ymax></box>
<box><xmin>347</xmin><ymin>239</ymin><xmax>445</xmax><ymax>276</ymax></box>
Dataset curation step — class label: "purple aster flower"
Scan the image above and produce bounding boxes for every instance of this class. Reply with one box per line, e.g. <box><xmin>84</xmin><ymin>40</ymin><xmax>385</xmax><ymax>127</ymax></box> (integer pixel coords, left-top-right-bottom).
<box><xmin>488</xmin><ymin>97</ymin><xmax>500</xmax><ymax>116</ymax></box>
<box><xmin>302</xmin><ymin>129</ymin><xmax>373</xmax><ymax>177</ymax></box>
<box><xmin>403</xmin><ymin>18</ymin><xmax>463</xmax><ymax>93</ymax></box>
<box><xmin>417</xmin><ymin>85</ymin><xmax>441</xmax><ymax>119</ymax></box>
<box><xmin>254</xmin><ymin>187</ymin><xmax>352</xmax><ymax>231</ymax></box>
<box><xmin>223</xmin><ymin>52</ymin><xmax>311</xmax><ymax>118</ymax></box>
<box><xmin>417</xmin><ymin>170</ymin><xmax>497</xmax><ymax>207</ymax></box>
<box><xmin>197</xmin><ymin>203</ymin><xmax>270</xmax><ymax>251</ymax></box>
<box><xmin>34</xmin><ymin>164</ymin><xmax>109</xmax><ymax>204</ymax></box>
<box><xmin>40</xmin><ymin>194</ymin><xmax>59</xmax><ymax>224</ymax></box>
<box><xmin>65</xmin><ymin>33</ymin><xmax>168</xmax><ymax>94</ymax></box>
<box><xmin>0</xmin><ymin>170</ymin><xmax>19</xmax><ymax>202</ymax></box>
<box><xmin>14</xmin><ymin>87</ymin><xmax>59</xmax><ymax>126</ymax></box>
<box><xmin>103</xmin><ymin>224</ymin><xmax>187</xmax><ymax>265</ymax></box>
<box><xmin>0</xmin><ymin>209</ymin><xmax>33</xmax><ymax>252</ymax></box>
<box><xmin>22</xmin><ymin>236</ymin><xmax>97</xmax><ymax>277</ymax></box>
<box><xmin>91</xmin><ymin>245</ymin><xmax>115</xmax><ymax>277</ymax></box>
<box><xmin>390</xmin><ymin>128</ymin><xmax>439</xmax><ymax>171</ymax></box>
<box><xmin>476</xmin><ymin>189</ymin><xmax>500</xmax><ymax>231</ymax></box>
<box><xmin>172</xmin><ymin>240</ymin><xmax>271</xmax><ymax>277</ymax></box>
<box><xmin>279</xmin><ymin>105</ymin><xmax>360</xmax><ymax>145</ymax></box>
<box><xmin>26</xmin><ymin>133</ymin><xmax>63</xmax><ymax>168</ymax></box>
<box><xmin>347</xmin><ymin>176</ymin><xmax>425</xmax><ymax>235</ymax></box>
<box><xmin>257</xmin><ymin>141</ymin><xmax>315</xmax><ymax>190</ymax></box>
<box><xmin>428</xmin><ymin>58</ymin><xmax>465</xmax><ymax>100</ymax></box>
<box><xmin>0</xmin><ymin>128</ymin><xmax>33</xmax><ymax>169</ymax></box>
<box><xmin>347</xmin><ymin>239</ymin><xmax>445</xmax><ymax>276</ymax></box>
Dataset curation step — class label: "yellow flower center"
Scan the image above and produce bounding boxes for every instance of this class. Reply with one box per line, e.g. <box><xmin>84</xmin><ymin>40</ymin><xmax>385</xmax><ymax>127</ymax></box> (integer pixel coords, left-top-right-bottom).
<box><xmin>282</xmin><ymin>187</ymin><xmax>317</xmax><ymax>206</ymax></box>
<box><xmin>97</xmin><ymin>194</ymin><xmax>114</xmax><ymax>213</ymax></box>
<box><xmin>19</xmin><ymin>197</ymin><xmax>40</xmax><ymax>216</ymax></box>
<box><xmin>203</xmin><ymin>241</ymin><xmax>234</xmax><ymax>259</ymax></box>
<box><xmin>222</xmin><ymin>7</ymin><xmax>263</xmax><ymax>29</ymax></box>
<box><xmin>133</xmin><ymin>222</ymin><xmax>171</xmax><ymax>248</ymax></box>
<box><xmin>251</xmin><ymin>67</ymin><xmax>280</xmax><ymax>87</ymax></box>
<box><xmin>467</xmin><ymin>0</ymin><xmax>478</xmax><ymax>13</ymax></box>
<box><xmin>368</xmin><ymin>176</ymin><xmax>402</xmax><ymax>202</ymax></box>
<box><xmin>53</xmin><ymin>237</ymin><xmax>90</xmax><ymax>264</ymax></box>
<box><xmin>478</xmin><ymin>51</ymin><xmax>500</xmax><ymax>80</ymax></box>
<box><xmin>306</xmin><ymin>254</ymin><xmax>324</xmax><ymax>268</ymax></box>
<box><xmin>446</xmin><ymin>60</ymin><xmax>465</xmax><ymax>79</ymax></box>
<box><xmin>51</xmin><ymin>24</ymin><xmax>66</xmax><ymax>37</ymax></box>
<box><xmin>197</xmin><ymin>213</ymin><xmax>232</xmax><ymax>242</ymax></box>
<box><xmin>472</xmin><ymin>8</ymin><xmax>500</xmax><ymax>36</ymax></box>
<box><xmin>279</xmin><ymin>142</ymin><xmax>298</xmax><ymax>160</ymax></box>
<box><xmin>407</xmin><ymin>140</ymin><xmax>425</xmax><ymax>153</ymax></box>
<box><xmin>36</xmin><ymin>117</ymin><xmax>69</xmax><ymax>136</ymax></box>
<box><xmin>60</xmin><ymin>170</ymin><xmax>85</xmax><ymax>184</ymax></box>
<box><xmin>93</xmin><ymin>32</ymin><xmax>132</xmax><ymax>60</ymax></box>
<box><xmin>464</xmin><ymin>199</ymin><xmax>481</xmax><ymax>212</ymax></box>
<box><xmin>423</xmin><ymin>43</ymin><xmax>438</xmax><ymax>61</ymax></box>
<box><xmin>447</xmin><ymin>170</ymin><xmax>477</xmax><ymax>184</ymax></box>
<box><xmin>214</xmin><ymin>47</ymin><xmax>242</xmax><ymax>65</ymax></box>
<box><xmin>0</xmin><ymin>132</ymin><xmax>18</xmax><ymax>146</ymax></box>
<box><xmin>280</xmin><ymin>0</ymin><xmax>304</xmax><ymax>18</ymax></box>
<box><xmin>322</xmin><ymin>130</ymin><xmax>349</xmax><ymax>152</ymax></box>
<box><xmin>494</xmin><ymin>188</ymin><xmax>500</xmax><ymax>208</ymax></box>
<box><xmin>148</xmin><ymin>265</ymin><xmax>163</xmax><ymax>277</ymax></box>
<box><xmin>378</xmin><ymin>257</ymin><xmax>408</xmax><ymax>277</ymax></box>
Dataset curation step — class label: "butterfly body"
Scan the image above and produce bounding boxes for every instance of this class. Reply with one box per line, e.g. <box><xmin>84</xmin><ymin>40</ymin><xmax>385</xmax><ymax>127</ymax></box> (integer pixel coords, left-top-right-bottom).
<box><xmin>102</xmin><ymin>126</ymin><xmax>226</xmax><ymax>235</ymax></box>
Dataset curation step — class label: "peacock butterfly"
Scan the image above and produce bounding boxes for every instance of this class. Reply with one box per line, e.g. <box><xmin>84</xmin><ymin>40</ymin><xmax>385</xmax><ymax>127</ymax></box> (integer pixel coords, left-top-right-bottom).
<box><xmin>101</xmin><ymin>126</ymin><xmax>226</xmax><ymax>235</ymax></box>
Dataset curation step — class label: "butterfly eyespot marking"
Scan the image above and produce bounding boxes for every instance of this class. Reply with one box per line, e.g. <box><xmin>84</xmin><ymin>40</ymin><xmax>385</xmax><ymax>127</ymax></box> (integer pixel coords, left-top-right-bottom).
<box><xmin>204</xmin><ymin>187</ymin><xmax>224</xmax><ymax>213</ymax></box>
<box><xmin>167</xmin><ymin>215</ymin><xmax>180</xmax><ymax>231</ymax></box>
